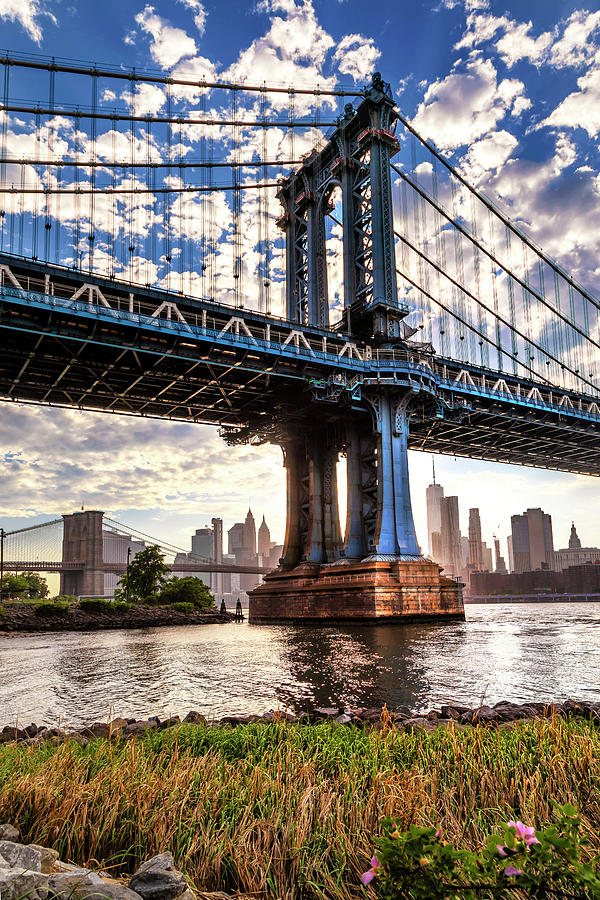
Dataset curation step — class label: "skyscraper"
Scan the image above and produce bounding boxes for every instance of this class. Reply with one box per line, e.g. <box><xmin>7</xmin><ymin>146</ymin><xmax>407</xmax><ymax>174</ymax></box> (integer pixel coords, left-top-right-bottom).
<box><xmin>494</xmin><ymin>535</ymin><xmax>507</xmax><ymax>574</ymax></box>
<box><xmin>211</xmin><ymin>517</ymin><xmax>223</xmax><ymax>594</ymax></box>
<box><xmin>568</xmin><ymin>522</ymin><xmax>582</xmax><ymax>550</ymax></box>
<box><xmin>244</xmin><ymin>508</ymin><xmax>257</xmax><ymax>557</ymax></box>
<box><xmin>467</xmin><ymin>508</ymin><xmax>484</xmax><ymax>572</ymax></box>
<box><xmin>510</xmin><ymin>508</ymin><xmax>555</xmax><ymax>572</ymax></box>
<box><xmin>440</xmin><ymin>496</ymin><xmax>462</xmax><ymax>578</ymax></box>
<box><xmin>258</xmin><ymin>515</ymin><xmax>271</xmax><ymax>557</ymax></box>
<box><xmin>426</xmin><ymin>458</ymin><xmax>444</xmax><ymax>557</ymax></box>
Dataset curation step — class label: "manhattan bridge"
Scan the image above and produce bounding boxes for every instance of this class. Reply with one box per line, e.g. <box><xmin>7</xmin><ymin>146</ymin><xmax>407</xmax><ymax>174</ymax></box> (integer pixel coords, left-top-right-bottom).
<box><xmin>0</xmin><ymin>54</ymin><xmax>598</xmax><ymax>622</ymax></box>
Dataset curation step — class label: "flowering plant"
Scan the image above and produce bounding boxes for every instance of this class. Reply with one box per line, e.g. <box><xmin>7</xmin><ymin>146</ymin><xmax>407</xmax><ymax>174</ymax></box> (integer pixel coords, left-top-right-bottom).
<box><xmin>361</xmin><ymin>804</ymin><xmax>600</xmax><ymax>898</ymax></box>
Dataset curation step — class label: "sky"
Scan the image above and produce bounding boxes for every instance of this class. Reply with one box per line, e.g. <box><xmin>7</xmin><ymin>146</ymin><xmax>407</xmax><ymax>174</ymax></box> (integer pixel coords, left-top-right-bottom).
<box><xmin>1</xmin><ymin>0</ymin><xmax>600</xmax><ymax>560</ymax></box>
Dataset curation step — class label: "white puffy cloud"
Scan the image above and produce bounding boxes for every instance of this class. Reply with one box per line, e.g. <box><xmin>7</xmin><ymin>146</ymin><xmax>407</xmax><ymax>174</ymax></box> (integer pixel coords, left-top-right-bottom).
<box><xmin>463</xmin><ymin>129</ymin><xmax>518</xmax><ymax>180</ymax></box>
<box><xmin>332</xmin><ymin>34</ymin><xmax>380</xmax><ymax>82</ymax></box>
<box><xmin>495</xmin><ymin>21</ymin><xmax>553</xmax><ymax>68</ymax></box>
<box><xmin>177</xmin><ymin>0</ymin><xmax>207</xmax><ymax>36</ymax></box>
<box><xmin>541</xmin><ymin>66</ymin><xmax>600</xmax><ymax>137</ymax></box>
<box><xmin>134</xmin><ymin>5</ymin><xmax>198</xmax><ymax>68</ymax></box>
<box><xmin>0</xmin><ymin>0</ymin><xmax>55</xmax><ymax>43</ymax></box>
<box><xmin>549</xmin><ymin>10</ymin><xmax>600</xmax><ymax>69</ymax></box>
<box><xmin>412</xmin><ymin>57</ymin><xmax>528</xmax><ymax>150</ymax></box>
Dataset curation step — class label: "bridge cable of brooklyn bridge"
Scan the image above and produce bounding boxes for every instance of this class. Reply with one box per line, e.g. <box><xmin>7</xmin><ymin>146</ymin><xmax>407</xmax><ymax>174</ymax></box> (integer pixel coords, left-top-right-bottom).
<box><xmin>0</xmin><ymin>57</ymin><xmax>599</xmax><ymax>622</ymax></box>
<box><xmin>0</xmin><ymin>513</ymin><xmax>269</xmax><ymax>599</ymax></box>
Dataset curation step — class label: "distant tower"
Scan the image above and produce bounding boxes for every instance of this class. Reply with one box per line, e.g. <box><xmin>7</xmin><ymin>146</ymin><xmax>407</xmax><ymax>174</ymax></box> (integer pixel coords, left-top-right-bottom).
<box><xmin>426</xmin><ymin>458</ymin><xmax>444</xmax><ymax>557</ymax></box>
<box><xmin>244</xmin><ymin>508</ymin><xmax>257</xmax><ymax>556</ymax></box>
<box><xmin>568</xmin><ymin>522</ymin><xmax>582</xmax><ymax>550</ymax></box>
<box><xmin>257</xmin><ymin>515</ymin><xmax>271</xmax><ymax>557</ymax></box>
<box><xmin>440</xmin><ymin>496</ymin><xmax>462</xmax><ymax>578</ymax></box>
<box><xmin>493</xmin><ymin>535</ymin><xmax>507</xmax><ymax>573</ymax></box>
<box><xmin>467</xmin><ymin>508</ymin><xmax>484</xmax><ymax>572</ymax></box>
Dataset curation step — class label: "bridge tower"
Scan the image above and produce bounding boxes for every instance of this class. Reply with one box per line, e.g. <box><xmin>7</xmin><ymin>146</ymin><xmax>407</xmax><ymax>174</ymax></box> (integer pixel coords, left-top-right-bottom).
<box><xmin>60</xmin><ymin>510</ymin><xmax>105</xmax><ymax>597</ymax></box>
<box><xmin>248</xmin><ymin>74</ymin><xmax>464</xmax><ymax>623</ymax></box>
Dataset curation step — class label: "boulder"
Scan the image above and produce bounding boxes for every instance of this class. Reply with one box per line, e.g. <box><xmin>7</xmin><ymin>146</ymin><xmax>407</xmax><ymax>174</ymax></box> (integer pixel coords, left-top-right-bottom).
<box><xmin>440</xmin><ymin>706</ymin><xmax>462</xmax><ymax>721</ymax></box>
<box><xmin>313</xmin><ymin>707</ymin><xmax>340</xmax><ymax>719</ymax></box>
<box><xmin>129</xmin><ymin>853</ymin><xmax>188</xmax><ymax>900</ymax></box>
<box><xmin>182</xmin><ymin>712</ymin><xmax>206</xmax><ymax>725</ymax></box>
<box><xmin>334</xmin><ymin>714</ymin><xmax>352</xmax><ymax>725</ymax></box>
<box><xmin>0</xmin><ymin>825</ymin><xmax>19</xmax><ymax>842</ymax></box>
<box><xmin>0</xmin><ymin>840</ymin><xmax>43</xmax><ymax>872</ymax></box>
<box><xmin>49</xmin><ymin>872</ymin><xmax>142</xmax><ymax>900</ymax></box>
<box><xmin>0</xmin><ymin>865</ymin><xmax>48</xmax><ymax>900</ymax></box>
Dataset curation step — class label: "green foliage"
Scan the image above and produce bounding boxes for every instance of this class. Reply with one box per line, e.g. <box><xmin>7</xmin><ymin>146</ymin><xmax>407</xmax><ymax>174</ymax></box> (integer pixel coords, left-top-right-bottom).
<box><xmin>0</xmin><ymin>605</ymin><xmax>5</xmax><ymax>618</ymax></box>
<box><xmin>112</xmin><ymin>601</ymin><xmax>133</xmax><ymax>614</ymax></box>
<box><xmin>171</xmin><ymin>601</ymin><xmax>195</xmax><ymax>614</ymax></box>
<box><xmin>80</xmin><ymin>598</ymin><xmax>113</xmax><ymax>614</ymax></box>
<box><xmin>158</xmin><ymin>576</ymin><xmax>214</xmax><ymax>609</ymax></box>
<box><xmin>51</xmin><ymin>595</ymin><xmax>77</xmax><ymax>604</ymax></box>
<box><xmin>1</xmin><ymin>571</ymin><xmax>49</xmax><ymax>600</ymax></box>
<box><xmin>115</xmin><ymin>545</ymin><xmax>170</xmax><ymax>602</ymax></box>
<box><xmin>34</xmin><ymin>601</ymin><xmax>70</xmax><ymax>618</ymax></box>
<box><xmin>364</xmin><ymin>805</ymin><xmax>600</xmax><ymax>898</ymax></box>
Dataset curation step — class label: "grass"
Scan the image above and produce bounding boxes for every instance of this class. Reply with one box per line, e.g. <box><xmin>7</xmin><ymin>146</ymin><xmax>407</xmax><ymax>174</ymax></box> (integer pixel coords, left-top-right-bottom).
<box><xmin>0</xmin><ymin>717</ymin><xmax>599</xmax><ymax>898</ymax></box>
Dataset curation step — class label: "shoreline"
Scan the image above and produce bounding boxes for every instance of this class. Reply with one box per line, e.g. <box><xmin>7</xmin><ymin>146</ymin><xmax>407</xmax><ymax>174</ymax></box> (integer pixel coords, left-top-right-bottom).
<box><xmin>1</xmin><ymin>696</ymin><xmax>598</xmax><ymax>745</ymax></box>
<box><xmin>0</xmin><ymin>604</ymin><xmax>234</xmax><ymax>633</ymax></box>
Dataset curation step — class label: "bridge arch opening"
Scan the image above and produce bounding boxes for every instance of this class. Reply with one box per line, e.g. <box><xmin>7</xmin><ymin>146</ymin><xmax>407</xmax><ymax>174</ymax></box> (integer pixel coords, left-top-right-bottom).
<box><xmin>322</xmin><ymin>184</ymin><xmax>344</xmax><ymax>326</ymax></box>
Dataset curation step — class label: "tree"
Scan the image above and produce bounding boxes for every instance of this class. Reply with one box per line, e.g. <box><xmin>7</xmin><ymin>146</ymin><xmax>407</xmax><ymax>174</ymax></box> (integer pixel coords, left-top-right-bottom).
<box><xmin>115</xmin><ymin>545</ymin><xmax>170</xmax><ymax>603</ymax></box>
<box><xmin>1</xmin><ymin>572</ymin><xmax>49</xmax><ymax>600</ymax></box>
<box><xmin>159</xmin><ymin>576</ymin><xmax>215</xmax><ymax>609</ymax></box>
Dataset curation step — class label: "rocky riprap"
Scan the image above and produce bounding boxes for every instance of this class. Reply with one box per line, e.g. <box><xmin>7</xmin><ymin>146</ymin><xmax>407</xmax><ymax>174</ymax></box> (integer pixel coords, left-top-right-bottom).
<box><xmin>1</xmin><ymin>698</ymin><xmax>599</xmax><ymax>746</ymax></box>
<box><xmin>0</xmin><ymin>605</ymin><xmax>232</xmax><ymax>633</ymax></box>
<box><xmin>0</xmin><ymin>824</ymin><xmax>204</xmax><ymax>900</ymax></box>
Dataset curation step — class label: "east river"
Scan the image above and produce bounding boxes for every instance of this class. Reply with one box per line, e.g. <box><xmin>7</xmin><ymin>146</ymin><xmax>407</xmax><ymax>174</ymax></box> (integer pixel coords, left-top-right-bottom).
<box><xmin>1</xmin><ymin>603</ymin><xmax>599</xmax><ymax>727</ymax></box>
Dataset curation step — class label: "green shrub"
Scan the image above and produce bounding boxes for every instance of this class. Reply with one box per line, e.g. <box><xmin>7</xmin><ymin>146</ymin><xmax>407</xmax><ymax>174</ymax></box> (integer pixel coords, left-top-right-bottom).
<box><xmin>79</xmin><ymin>598</ymin><xmax>113</xmax><ymax>614</ymax></box>
<box><xmin>112</xmin><ymin>601</ymin><xmax>133</xmax><ymax>614</ymax></box>
<box><xmin>51</xmin><ymin>595</ymin><xmax>76</xmax><ymax>604</ymax></box>
<box><xmin>0</xmin><ymin>605</ymin><xmax>5</xmax><ymax>619</ymax></box>
<box><xmin>34</xmin><ymin>601</ymin><xmax>70</xmax><ymax>618</ymax></box>
<box><xmin>158</xmin><ymin>577</ymin><xmax>214</xmax><ymax>609</ymax></box>
<box><xmin>171</xmin><ymin>601</ymin><xmax>195</xmax><ymax>614</ymax></box>
<box><xmin>362</xmin><ymin>804</ymin><xmax>600</xmax><ymax>898</ymax></box>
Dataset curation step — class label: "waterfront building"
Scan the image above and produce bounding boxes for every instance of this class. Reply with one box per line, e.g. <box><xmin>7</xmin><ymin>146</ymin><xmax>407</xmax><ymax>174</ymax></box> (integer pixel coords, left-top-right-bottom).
<box><xmin>173</xmin><ymin>551</ymin><xmax>210</xmax><ymax>588</ymax></box>
<box><xmin>470</xmin><ymin>562</ymin><xmax>600</xmax><ymax>597</ymax></box>
<box><xmin>211</xmin><ymin>517</ymin><xmax>224</xmax><ymax>594</ymax></box>
<box><xmin>244</xmin><ymin>509</ymin><xmax>257</xmax><ymax>557</ymax></box>
<box><xmin>554</xmin><ymin>522</ymin><xmax>600</xmax><ymax>571</ymax></box>
<box><xmin>440</xmin><ymin>496</ymin><xmax>462</xmax><ymax>578</ymax></box>
<box><xmin>510</xmin><ymin>508</ymin><xmax>555</xmax><ymax>572</ymax></box>
<box><xmin>426</xmin><ymin>459</ymin><xmax>444</xmax><ymax>557</ymax></box>
<box><xmin>507</xmin><ymin>535</ymin><xmax>514</xmax><ymax>573</ymax></box>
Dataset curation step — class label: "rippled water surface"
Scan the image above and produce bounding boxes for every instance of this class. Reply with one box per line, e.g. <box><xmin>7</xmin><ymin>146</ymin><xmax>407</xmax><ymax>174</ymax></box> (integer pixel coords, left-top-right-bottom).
<box><xmin>1</xmin><ymin>603</ymin><xmax>599</xmax><ymax>727</ymax></box>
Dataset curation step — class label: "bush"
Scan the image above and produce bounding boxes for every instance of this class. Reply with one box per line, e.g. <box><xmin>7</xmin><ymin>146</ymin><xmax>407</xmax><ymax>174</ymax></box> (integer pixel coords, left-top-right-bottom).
<box><xmin>0</xmin><ymin>605</ymin><xmax>5</xmax><ymax>619</ymax></box>
<box><xmin>112</xmin><ymin>601</ymin><xmax>133</xmax><ymax>614</ymax></box>
<box><xmin>158</xmin><ymin>577</ymin><xmax>214</xmax><ymax>609</ymax></box>
<box><xmin>171</xmin><ymin>601</ymin><xmax>195</xmax><ymax>614</ymax></box>
<box><xmin>51</xmin><ymin>595</ymin><xmax>76</xmax><ymax>604</ymax></box>
<box><xmin>79</xmin><ymin>598</ymin><xmax>113</xmax><ymax>614</ymax></box>
<box><xmin>362</xmin><ymin>804</ymin><xmax>600</xmax><ymax>898</ymax></box>
<box><xmin>34</xmin><ymin>601</ymin><xmax>70</xmax><ymax>618</ymax></box>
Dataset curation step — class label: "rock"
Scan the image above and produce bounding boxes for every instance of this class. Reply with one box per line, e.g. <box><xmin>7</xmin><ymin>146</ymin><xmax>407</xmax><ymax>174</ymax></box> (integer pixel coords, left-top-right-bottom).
<box><xmin>80</xmin><ymin>723</ymin><xmax>110</xmax><ymax>740</ymax></box>
<box><xmin>0</xmin><ymin>825</ymin><xmax>19</xmax><ymax>842</ymax></box>
<box><xmin>472</xmin><ymin>705</ymin><xmax>497</xmax><ymax>722</ymax></box>
<box><xmin>182</xmin><ymin>712</ymin><xmax>206</xmax><ymax>725</ymax></box>
<box><xmin>401</xmin><ymin>717</ymin><xmax>436</xmax><ymax>732</ymax></box>
<box><xmin>0</xmin><ymin>840</ymin><xmax>43</xmax><ymax>872</ymax></box>
<box><xmin>313</xmin><ymin>707</ymin><xmax>340</xmax><ymax>719</ymax></box>
<box><xmin>440</xmin><ymin>706</ymin><xmax>462</xmax><ymax>721</ymax></box>
<box><xmin>49</xmin><ymin>872</ymin><xmax>142</xmax><ymax>900</ymax></box>
<box><xmin>334</xmin><ymin>714</ymin><xmax>352</xmax><ymax>725</ymax></box>
<box><xmin>129</xmin><ymin>852</ymin><xmax>188</xmax><ymax>900</ymax></box>
<box><xmin>27</xmin><ymin>845</ymin><xmax>59</xmax><ymax>875</ymax></box>
<box><xmin>159</xmin><ymin>717</ymin><xmax>180</xmax><ymax>729</ymax></box>
<box><xmin>124</xmin><ymin>721</ymin><xmax>154</xmax><ymax>736</ymax></box>
<box><xmin>0</xmin><ymin>865</ymin><xmax>48</xmax><ymax>900</ymax></box>
<box><xmin>63</xmin><ymin>734</ymin><xmax>90</xmax><ymax>747</ymax></box>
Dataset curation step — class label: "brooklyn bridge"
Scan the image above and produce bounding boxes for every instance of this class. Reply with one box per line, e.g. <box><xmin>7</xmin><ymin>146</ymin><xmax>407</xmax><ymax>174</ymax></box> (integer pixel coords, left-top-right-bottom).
<box><xmin>0</xmin><ymin>56</ymin><xmax>598</xmax><ymax>622</ymax></box>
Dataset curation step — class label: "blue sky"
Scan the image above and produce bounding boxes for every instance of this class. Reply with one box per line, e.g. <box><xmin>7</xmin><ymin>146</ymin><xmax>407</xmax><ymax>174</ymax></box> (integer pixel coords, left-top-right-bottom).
<box><xmin>1</xmin><ymin>0</ymin><xmax>600</xmax><ymax>560</ymax></box>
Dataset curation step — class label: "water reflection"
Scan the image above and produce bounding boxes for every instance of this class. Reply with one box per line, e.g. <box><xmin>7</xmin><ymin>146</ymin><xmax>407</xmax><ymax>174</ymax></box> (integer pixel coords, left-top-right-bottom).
<box><xmin>0</xmin><ymin>604</ymin><xmax>599</xmax><ymax>727</ymax></box>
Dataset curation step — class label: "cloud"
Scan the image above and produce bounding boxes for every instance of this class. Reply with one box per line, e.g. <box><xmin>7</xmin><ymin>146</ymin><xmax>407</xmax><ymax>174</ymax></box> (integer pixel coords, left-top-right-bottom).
<box><xmin>541</xmin><ymin>66</ymin><xmax>600</xmax><ymax>137</ymax></box>
<box><xmin>463</xmin><ymin>129</ymin><xmax>518</xmax><ymax>180</ymax></box>
<box><xmin>332</xmin><ymin>34</ymin><xmax>380</xmax><ymax>82</ymax></box>
<box><xmin>0</xmin><ymin>0</ymin><xmax>56</xmax><ymax>43</ymax></box>
<box><xmin>177</xmin><ymin>0</ymin><xmax>207</xmax><ymax>36</ymax></box>
<box><xmin>549</xmin><ymin>10</ymin><xmax>600</xmax><ymax>69</ymax></box>
<box><xmin>495</xmin><ymin>21</ymin><xmax>553</xmax><ymax>68</ymax></box>
<box><xmin>411</xmin><ymin>57</ymin><xmax>528</xmax><ymax>150</ymax></box>
<box><xmin>134</xmin><ymin>5</ymin><xmax>198</xmax><ymax>68</ymax></box>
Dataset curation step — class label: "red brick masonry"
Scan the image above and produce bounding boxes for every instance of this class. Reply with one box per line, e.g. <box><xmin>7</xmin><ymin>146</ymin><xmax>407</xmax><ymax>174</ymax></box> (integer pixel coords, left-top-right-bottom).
<box><xmin>249</xmin><ymin>557</ymin><xmax>465</xmax><ymax>623</ymax></box>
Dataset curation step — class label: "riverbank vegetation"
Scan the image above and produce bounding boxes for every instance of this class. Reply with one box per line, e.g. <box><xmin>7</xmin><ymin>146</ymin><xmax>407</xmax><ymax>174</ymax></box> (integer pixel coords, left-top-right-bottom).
<box><xmin>0</xmin><ymin>716</ymin><xmax>599</xmax><ymax>898</ymax></box>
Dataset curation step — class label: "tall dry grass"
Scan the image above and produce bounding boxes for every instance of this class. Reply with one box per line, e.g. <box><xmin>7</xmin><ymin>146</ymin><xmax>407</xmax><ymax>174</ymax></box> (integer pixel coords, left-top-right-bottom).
<box><xmin>0</xmin><ymin>717</ymin><xmax>599</xmax><ymax>899</ymax></box>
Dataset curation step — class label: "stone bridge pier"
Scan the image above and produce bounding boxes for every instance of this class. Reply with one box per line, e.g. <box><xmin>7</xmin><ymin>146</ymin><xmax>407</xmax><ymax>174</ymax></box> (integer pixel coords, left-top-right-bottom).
<box><xmin>249</xmin><ymin>391</ymin><xmax>464</xmax><ymax>624</ymax></box>
<box><xmin>60</xmin><ymin>510</ymin><xmax>105</xmax><ymax>597</ymax></box>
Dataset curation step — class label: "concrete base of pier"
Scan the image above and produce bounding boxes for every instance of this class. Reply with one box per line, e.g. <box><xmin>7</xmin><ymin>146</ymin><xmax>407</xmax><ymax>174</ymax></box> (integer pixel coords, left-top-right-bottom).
<box><xmin>248</xmin><ymin>557</ymin><xmax>464</xmax><ymax>624</ymax></box>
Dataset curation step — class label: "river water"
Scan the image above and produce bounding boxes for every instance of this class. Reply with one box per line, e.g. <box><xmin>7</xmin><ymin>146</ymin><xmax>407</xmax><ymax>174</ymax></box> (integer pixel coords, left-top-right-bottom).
<box><xmin>1</xmin><ymin>603</ymin><xmax>599</xmax><ymax>727</ymax></box>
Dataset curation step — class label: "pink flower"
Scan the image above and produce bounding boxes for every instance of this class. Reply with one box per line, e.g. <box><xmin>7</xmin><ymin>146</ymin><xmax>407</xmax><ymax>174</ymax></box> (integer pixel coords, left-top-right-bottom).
<box><xmin>507</xmin><ymin>820</ymin><xmax>540</xmax><ymax>847</ymax></box>
<box><xmin>497</xmin><ymin>845</ymin><xmax>507</xmax><ymax>857</ymax></box>
<box><xmin>505</xmin><ymin>865</ymin><xmax>523</xmax><ymax>877</ymax></box>
<box><xmin>436</xmin><ymin>828</ymin><xmax>443</xmax><ymax>839</ymax></box>
<box><xmin>361</xmin><ymin>855</ymin><xmax>381</xmax><ymax>886</ymax></box>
